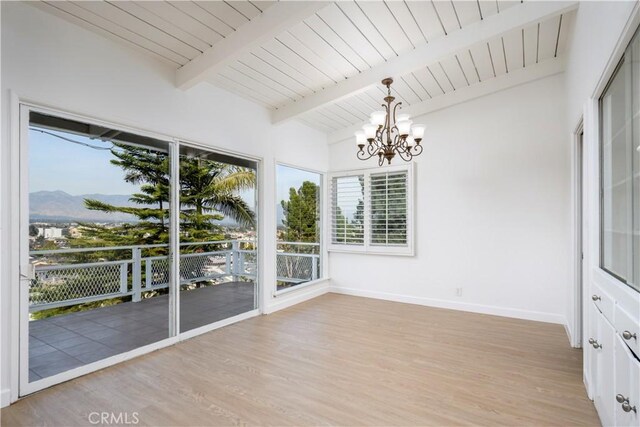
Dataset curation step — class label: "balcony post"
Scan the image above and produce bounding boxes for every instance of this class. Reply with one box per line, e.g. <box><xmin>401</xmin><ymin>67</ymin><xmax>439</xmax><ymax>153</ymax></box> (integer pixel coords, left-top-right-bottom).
<box><xmin>145</xmin><ymin>259</ymin><xmax>152</xmax><ymax>289</ymax></box>
<box><xmin>132</xmin><ymin>247</ymin><xmax>142</xmax><ymax>302</ymax></box>
<box><xmin>231</xmin><ymin>241</ymin><xmax>239</xmax><ymax>282</ymax></box>
<box><xmin>312</xmin><ymin>255</ymin><xmax>318</xmax><ymax>281</ymax></box>
<box><xmin>119</xmin><ymin>262</ymin><xmax>128</xmax><ymax>294</ymax></box>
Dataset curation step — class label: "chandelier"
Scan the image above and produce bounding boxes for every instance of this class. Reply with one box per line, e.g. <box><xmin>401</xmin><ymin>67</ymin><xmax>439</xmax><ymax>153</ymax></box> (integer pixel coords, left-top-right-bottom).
<box><xmin>355</xmin><ymin>77</ymin><xmax>425</xmax><ymax>166</ymax></box>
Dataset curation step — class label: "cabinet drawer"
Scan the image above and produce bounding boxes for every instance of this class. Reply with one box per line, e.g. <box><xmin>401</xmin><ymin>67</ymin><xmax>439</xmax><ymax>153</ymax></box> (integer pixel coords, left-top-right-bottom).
<box><xmin>616</xmin><ymin>304</ymin><xmax>640</xmax><ymax>358</ymax></box>
<box><xmin>615</xmin><ymin>335</ymin><xmax>639</xmax><ymax>427</ymax></box>
<box><xmin>592</xmin><ymin>282</ymin><xmax>615</xmax><ymax>323</ymax></box>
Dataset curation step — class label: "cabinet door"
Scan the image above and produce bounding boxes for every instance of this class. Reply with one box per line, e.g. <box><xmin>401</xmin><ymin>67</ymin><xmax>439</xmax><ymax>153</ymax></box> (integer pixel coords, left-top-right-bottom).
<box><xmin>594</xmin><ymin>309</ymin><xmax>617</xmax><ymax>427</ymax></box>
<box><xmin>615</xmin><ymin>336</ymin><xmax>640</xmax><ymax>427</ymax></box>
<box><xmin>588</xmin><ymin>303</ymin><xmax>601</xmax><ymax>397</ymax></box>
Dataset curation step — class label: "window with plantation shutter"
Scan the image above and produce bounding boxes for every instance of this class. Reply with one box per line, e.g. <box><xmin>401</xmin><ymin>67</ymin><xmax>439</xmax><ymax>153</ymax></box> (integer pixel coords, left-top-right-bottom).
<box><xmin>370</xmin><ymin>171</ymin><xmax>408</xmax><ymax>247</ymax></box>
<box><xmin>329</xmin><ymin>164</ymin><xmax>413</xmax><ymax>255</ymax></box>
<box><xmin>331</xmin><ymin>175</ymin><xmax>365</xmax><ymax>246</ymax></box>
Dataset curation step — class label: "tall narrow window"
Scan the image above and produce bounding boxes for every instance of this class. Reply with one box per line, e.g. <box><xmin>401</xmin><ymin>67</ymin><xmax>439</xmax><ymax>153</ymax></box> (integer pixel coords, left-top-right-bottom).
<box><xmin>276</xmin><ymin>165</ymin><xmax>322</xmax><ymax>291</ymax></box>
<box><xmin>600</xmin><ymin>27</ymin><xmax>640</xmax><ymax>291</ymax></box>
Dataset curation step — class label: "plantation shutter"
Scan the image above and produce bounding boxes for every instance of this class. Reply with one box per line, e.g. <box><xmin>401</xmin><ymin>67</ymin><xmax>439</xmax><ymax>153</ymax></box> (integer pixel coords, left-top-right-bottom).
<box><xmin>331</xmin><ymin>175</ymin><xmax>365</xmax><ymax>245</ymax></box>
<box><xmin>369</xmin><ymin>171</ymin><xmax>408</xmax><ymax>246</ymax></box>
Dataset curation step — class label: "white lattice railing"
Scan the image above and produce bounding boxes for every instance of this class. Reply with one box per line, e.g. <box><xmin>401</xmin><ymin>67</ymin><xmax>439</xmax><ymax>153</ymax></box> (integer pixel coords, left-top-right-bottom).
<box><xmin>28</xmin><ymin>240</ymin><xmax>319</xmax><ymax>312</ymax></box>
<box><xmin>276</xmin><ymin>242</ymin><xmax>321</xmax><ymax>285</ymax></box>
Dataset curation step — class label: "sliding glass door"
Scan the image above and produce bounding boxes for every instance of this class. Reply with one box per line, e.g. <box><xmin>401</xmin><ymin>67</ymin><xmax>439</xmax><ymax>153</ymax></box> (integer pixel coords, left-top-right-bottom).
<box><xmin>23</xmin><ymin>110</ymin><xmax>173</xmax><ymax>387</ymax></box>
<box><xmin>19</xmin><ymin>106</ymin><xmax>259</xmax><ymax>395</ymax></box>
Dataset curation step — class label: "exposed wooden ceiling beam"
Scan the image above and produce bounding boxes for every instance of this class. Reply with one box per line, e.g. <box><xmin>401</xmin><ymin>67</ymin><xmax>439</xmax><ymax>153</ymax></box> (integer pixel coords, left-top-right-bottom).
<box><xmin>272</xmin><ymin>1</ymin><xmax>578</xmax><ymax>124</ymax></box>
<box><xmin>176</xmin><ymin>1</ymin><xmax>327</xmax><ymax>90</ymax></box>
<box><xmin>327</xmin><ymin>56</ymin><xmax>566</xmax><ymax>144</ymax></box>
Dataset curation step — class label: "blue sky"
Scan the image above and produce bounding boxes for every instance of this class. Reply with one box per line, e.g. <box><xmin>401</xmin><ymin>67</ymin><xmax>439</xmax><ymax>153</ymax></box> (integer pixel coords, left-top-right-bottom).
<box><xmin>275</xmin><ymin>164</ymin><xmax>320</xmax><ymax>205</ymax></box>
<box><xmin>29</xmin><ymin>128</ymin><xmax>138</xmax><ymax>195</ymax></box>
<box><xmin>29</xmin><ymin>128</ymin><xmax>319</xmax><ymax>209</ymax></box>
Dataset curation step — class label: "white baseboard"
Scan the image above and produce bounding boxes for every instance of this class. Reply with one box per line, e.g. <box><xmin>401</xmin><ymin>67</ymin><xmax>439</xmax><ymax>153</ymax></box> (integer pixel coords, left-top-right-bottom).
<box><xmin>1</xmin><ymin>388</ymin><xmax>10</xmax><ymax>408</ymax></box>
<box><xmin>330</xmin><ymin>287</ymin><xmax>568</xmax><ymax>325</ymax></box>
<box><xmin>264</xmin><ymin>280</ymin><xmax>330</xmax><ymax>314</ymax></box>
<box><xmin>564</xmin><ymin>322</ymin><xmax>575</xmax><ymax>347</ymax></box>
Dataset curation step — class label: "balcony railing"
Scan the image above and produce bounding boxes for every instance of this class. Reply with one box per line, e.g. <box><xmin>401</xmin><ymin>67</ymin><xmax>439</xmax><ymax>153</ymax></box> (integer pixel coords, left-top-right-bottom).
<box><xmin>29</xmin><ymin>240</ymin><xmax>320</xmax><ymax>312</ymax></box>
<box><xmin>276</xmin><ymin>241</ymin><xmax>321</xmax><ymax>286</ymax></box>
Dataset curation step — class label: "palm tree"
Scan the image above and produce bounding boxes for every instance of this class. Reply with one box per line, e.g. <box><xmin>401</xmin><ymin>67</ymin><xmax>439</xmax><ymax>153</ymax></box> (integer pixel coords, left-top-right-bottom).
<box><xmin>180</xmin><ymin>159</ymin><xmax>256</xmax><ymax>234</ymax></box>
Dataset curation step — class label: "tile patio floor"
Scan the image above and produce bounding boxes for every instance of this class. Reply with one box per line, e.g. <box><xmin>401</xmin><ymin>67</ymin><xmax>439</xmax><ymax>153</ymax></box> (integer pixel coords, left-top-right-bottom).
<box><xmin>28</xmin><ymin>281</ymin><xmax>255</xmax><ymax>381</ymax></box>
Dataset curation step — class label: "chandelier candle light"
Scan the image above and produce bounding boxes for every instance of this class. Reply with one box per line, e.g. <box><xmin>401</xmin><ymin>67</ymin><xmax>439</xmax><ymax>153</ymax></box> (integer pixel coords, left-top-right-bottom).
<box><xmin>355</xmin><ymin>77</ymin><xmax>425</xmax><ymax>166</ymax></box>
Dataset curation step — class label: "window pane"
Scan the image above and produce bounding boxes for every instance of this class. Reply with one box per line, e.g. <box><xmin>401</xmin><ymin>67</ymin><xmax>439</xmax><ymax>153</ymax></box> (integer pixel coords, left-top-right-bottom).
<box><xmin>178</xmin><ymin>147</ymin><xmax>258</xmax><ymax>332</ymax></box>
<box><xmin>276</xmin><ymin>165</ymin><xmax>322</xmax><ymax>291</ymax></box>
<box><xmin>331</xmin><ymin>175</ymin><xmax>365</xmax><ymax>245</ymax></box>
<box><xmin>27</xmin><ymin>112</ymin><xmax>171</xmax><ymax>381</ymax></box>
<box><xmin>370</xmin><ymin>171</ymin><xmax>408</xmax><ymax>246</ymax></box>
<box><xmin>600</xmin><ymin>27</ymin><xmax>639</xmax><ymax>289</ymax></box>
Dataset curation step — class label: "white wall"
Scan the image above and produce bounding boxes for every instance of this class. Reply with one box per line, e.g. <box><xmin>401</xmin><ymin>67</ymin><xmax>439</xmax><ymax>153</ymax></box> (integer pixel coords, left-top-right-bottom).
<box><xmin>0</xmin><ymin>1</ymin><xmax>329</xmax><ymax>406</ymax></box>
<box><xmin>329</xmin><ymin>73</ymin><xmax>571</xmax><ymax>325</ymax></box>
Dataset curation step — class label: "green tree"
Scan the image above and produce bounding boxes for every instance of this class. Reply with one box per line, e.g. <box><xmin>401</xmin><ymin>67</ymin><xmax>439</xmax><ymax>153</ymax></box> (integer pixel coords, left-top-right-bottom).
<box><xmin>70</xmin><ymin>144</ymin><xmax>256</xmax><ymax>250</ymax></box>
<box><xmin>280</xmin><ymin>180</ymin><xmax>319</xmax><ymax>243</ymax></box>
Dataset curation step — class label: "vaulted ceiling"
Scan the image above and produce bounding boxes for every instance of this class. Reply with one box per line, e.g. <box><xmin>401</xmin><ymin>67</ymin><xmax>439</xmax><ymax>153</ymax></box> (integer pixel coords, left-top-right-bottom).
<box><xmin>33</xmin><ymin>1</ymin><xmax>578</xmax><ymax>140</ymax></box>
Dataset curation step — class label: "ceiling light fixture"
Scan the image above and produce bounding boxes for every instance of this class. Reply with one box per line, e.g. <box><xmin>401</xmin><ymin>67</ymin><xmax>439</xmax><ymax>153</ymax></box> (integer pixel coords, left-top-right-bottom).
<box><xmin>356</xmin><ymin>78</ymin><xmax>425</xmax><ymax>166</ymax></box>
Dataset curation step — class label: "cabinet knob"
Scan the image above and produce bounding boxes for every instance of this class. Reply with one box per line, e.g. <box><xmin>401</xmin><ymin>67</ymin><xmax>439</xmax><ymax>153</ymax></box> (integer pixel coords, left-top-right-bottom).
<box><xmin>592</xmin><ymin>295</ymin><xmax>601</xmax><ymax>301</ymax></box>
<box><xmin>588</xmin><ymin>338</ymin><xmax>595</xmax><ymax>345</ymax></box>
<box><xmin>622</xmin><ymin>330</ymin><xmax>637</xmax><ymax>341</ymax></box>
<box><xmin>591</xmin><ymin>340</ymin><xmax>602</xmax><ymax>349</ymax></box>
<box><xmin>616</xmin><ymin>394</ymin><xmax>637</xmax><ymax>413</ymax></box>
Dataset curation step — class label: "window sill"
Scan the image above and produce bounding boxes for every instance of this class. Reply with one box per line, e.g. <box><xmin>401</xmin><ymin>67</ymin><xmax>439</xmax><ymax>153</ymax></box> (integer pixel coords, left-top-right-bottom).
<box><xmin>273</xmin><ymin>278</ymin><xmax>330</xmax><ymax>297</ymax></box>
<box><xmin>327</xmin><ymin>248</ymin><xmax>415</xmax><ymax>257</ymax></box>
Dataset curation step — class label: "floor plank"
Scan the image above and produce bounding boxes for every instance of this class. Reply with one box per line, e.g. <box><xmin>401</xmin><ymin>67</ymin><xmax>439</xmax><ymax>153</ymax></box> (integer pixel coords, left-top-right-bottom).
<box><xmin>1</xmin><ymin>293</ymin><xmax>599</xmax><ymax>426</ymax></box>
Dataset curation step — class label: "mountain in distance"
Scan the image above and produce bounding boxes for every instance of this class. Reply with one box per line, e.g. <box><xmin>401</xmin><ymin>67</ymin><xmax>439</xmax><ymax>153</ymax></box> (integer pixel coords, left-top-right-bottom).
<box><xmin>30</xmin><ymin>191</ymin><xmax>140</xmax><ymax>222</ymax></box>
<box><xmin>30</xmin><ymin>190</ymin><xmax>247</xmax><ymax>226</ymax></box>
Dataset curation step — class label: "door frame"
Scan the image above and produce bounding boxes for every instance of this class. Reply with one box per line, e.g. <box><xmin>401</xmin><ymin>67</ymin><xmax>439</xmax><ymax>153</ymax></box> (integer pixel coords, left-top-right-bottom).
<box><xmin>571</xmin><ymin>119</ymin><xmax>585</xmax><ymax>349</ymax></box>
<box><xmin>10</xmin><ymin>97</ymin><xmax>263</xmax><ymax>398</ymax></box>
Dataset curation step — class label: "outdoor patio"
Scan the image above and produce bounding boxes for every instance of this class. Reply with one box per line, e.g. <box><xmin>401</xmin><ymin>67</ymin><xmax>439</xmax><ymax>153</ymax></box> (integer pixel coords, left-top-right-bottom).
<box><xmin>28</xmin><ymin>281</ymin><xmax>255</xmax><ymax>381</ymax></box>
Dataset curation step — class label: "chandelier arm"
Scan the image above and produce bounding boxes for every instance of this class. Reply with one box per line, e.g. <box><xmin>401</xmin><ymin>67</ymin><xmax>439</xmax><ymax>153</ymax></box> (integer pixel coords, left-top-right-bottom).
<box><xmin>357</xmin><ymin>147</ymin><xmax>377</xmax><ymax>161</ymax></box>
<box><xmin>392</xmin><ymin>101</ymin><xmax>402</xmax><ymax>128</ymax></box>
<box><xmin>395</xmin><ymin>146</ymin><xmax>414</xmax><ymax>162</ymax></box>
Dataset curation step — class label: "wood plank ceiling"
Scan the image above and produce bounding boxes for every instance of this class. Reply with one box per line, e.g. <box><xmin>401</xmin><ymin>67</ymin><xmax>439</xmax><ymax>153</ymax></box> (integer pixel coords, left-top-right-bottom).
<box><xmin>33</xmin><ymin>1</ymin><xmax>574</xmax><ymax>135</ymax></box>
<box><xmin>33</xmin><ymin>1</ymin><xmax>276</xmax><ymax>66</ymax></box>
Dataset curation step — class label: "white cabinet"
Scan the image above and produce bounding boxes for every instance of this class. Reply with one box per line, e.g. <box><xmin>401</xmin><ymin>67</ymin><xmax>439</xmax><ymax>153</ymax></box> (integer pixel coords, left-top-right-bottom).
<box><xmin>615</xmin><ymin>335</ymin><xmax>639</xmax><ymax>427</ymax></box>
<box><xmin>591</xmin><ymin>304</ymin><xmax>618</xmax><ymax>426</ymax></box>
<box><xmin>587</xmin><ymin>275</ymin><xmax>640</xmax><ymax>427</ymax></box>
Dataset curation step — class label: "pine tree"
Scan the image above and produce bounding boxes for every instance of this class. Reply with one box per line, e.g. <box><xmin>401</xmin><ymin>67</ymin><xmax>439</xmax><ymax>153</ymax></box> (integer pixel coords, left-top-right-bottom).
<box><xmin>280</xmin><ymin>181</ymin><xmax>319</xmax><ymax>243</ymax></box>
<box><xmin>70</xmin><ymin>144</ymin><xmax>256</xmax><ymax>252</ymax></box>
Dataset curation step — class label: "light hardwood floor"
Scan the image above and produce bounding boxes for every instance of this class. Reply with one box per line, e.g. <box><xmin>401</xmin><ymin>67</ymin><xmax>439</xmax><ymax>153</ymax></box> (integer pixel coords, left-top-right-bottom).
<box><xmin>1</xmin><ymin>294</ymin><xmax>599</xmax><ymax>426</ymax></box>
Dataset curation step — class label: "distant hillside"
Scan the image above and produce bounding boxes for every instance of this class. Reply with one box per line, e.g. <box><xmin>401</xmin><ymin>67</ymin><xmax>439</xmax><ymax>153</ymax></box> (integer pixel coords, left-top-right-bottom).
<box><xmin>30</xmin><ymin>191</ymin><xmax>140</xmax><ymax>222</ymax></box>
<box><xmin>30</xmin><ymin>190</ymin><xmax>247</xmax><ymax>226</ymax></box>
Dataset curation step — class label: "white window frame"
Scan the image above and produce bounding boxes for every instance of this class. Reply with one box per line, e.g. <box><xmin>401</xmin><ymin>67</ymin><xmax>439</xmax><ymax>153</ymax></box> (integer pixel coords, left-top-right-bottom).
<box><xmin>328</xmin><ymin>163</ymin><xmax>415</xmax><ymax>256</ymax></box>
<box><xmin>273</xmin><ymin>161</ymin><xmax>327</xmax><ymax>296</ymax></box>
